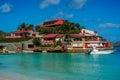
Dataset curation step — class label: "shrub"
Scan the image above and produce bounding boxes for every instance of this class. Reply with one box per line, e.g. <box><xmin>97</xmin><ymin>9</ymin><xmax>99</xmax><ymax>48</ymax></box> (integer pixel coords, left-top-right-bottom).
<box><xmin>0</xmin><ymin>38</ymin><xmax>31</xmax><ymax>43</ymax></box>
<box><xmin>33</xmin><ymin>38</ymin><xmax>41</xmax><ymax>46</ymax></box>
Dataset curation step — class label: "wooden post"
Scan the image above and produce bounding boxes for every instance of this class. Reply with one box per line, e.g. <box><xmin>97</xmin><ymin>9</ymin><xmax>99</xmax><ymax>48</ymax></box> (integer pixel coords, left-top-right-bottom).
<box><xmin>82</xmin><ymin>38</ymin><xmax>85</xmax><ymax>49</ymax></box>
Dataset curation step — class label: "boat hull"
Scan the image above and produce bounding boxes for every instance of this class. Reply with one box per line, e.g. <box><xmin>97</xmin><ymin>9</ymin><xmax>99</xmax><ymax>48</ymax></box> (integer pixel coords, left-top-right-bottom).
<box><xmin>90</xmin><ymin>50</ymin><xmax>114</xmax><ymax>54</ymax></box>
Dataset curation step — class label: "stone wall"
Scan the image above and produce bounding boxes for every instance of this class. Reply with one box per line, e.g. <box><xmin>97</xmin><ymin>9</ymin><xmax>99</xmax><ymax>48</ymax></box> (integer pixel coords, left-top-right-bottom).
<box><xmin>0</xmin><ymin>39</ymin><xmax>33</xmax><ymax>52</ymax></box>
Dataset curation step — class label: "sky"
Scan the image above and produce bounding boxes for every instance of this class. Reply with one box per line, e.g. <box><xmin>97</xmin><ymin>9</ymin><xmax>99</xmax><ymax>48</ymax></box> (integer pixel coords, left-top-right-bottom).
<box><xmin>0</xmin><ymin>0</ymin><xmax>120</xmax><ymax>42</ymax></box>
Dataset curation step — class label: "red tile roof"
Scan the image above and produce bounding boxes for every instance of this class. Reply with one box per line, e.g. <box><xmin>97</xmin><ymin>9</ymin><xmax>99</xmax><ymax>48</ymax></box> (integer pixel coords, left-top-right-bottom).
<box><xmin>12</xmin><ymin>30</ymin><xmax>31</xmax><ymax>34</ymax></box>
<box><xmin>56</xmin><ymin>34</ymin><xmax>63</xmax><ymax>38</ymax></box>
<box><xmin>40</xmin><ymin>19</ymin><xmax>64</xmax><ymax>27</ymax></box>
<box><xmin>42</xmin><ymin>34</ymin><xmax>61</xmax><ymax>39</ymax></box>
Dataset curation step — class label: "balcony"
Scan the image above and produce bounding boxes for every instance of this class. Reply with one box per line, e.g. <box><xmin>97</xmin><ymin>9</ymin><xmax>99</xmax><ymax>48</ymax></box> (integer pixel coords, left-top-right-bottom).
<box><xmin>5</xmin><ymin>36</ymin><xmax>22</xmax><ymax>39</ymax></box>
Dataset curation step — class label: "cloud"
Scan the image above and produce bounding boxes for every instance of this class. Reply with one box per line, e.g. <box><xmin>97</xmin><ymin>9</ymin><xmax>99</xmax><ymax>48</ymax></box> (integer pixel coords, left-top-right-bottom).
<box><xmin>40</xmin><ymin>0</ymin><xmax>60</xmax><ymax>9</ymax></box>
<box><xmin>0</xmin><ymin>3</ymin><xmax>12</xmax><ymax>13</ymax></box>
<box><xmin>99</xmin><ymin>23</ymin><xmax>120</xmax><ymax>28</ymax></box>
<box><xmin>69</xmin><ymin>0</ymin><xmax>87</xmax><ymax>9</ymax></box>
<box><xmin>51</xmin><ymin>11</ymin><xmax>74</xmax><ymax>19</ymax></box>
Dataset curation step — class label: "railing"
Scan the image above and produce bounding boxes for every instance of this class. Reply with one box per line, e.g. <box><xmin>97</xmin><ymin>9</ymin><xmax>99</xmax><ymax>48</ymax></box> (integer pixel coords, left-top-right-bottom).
<box><xmin>42</xmin><ymin>40</ymin><xmax>55</xmax><ymax>44</ymax></box>
<box><xmin>5</xmin><ymin>36</ymin><xmax>22</xmax><ymax>38</ymax></box>
<box><xmin>85</xmin><ymin>39</ymin><xmax>106</xmax><ymax>41</ymax></box>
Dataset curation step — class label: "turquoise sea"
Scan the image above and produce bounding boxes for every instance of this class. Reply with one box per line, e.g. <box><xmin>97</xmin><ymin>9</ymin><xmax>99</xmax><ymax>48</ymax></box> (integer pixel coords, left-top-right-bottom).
<box><xmin>0</xmin><ymin>47</ymin><xmax>120</xmax><ymax>80</ymax></box>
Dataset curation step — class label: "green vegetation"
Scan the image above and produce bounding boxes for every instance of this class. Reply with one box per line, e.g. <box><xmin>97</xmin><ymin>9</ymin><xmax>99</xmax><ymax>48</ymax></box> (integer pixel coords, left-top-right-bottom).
<box><xmin>0</xmin><ymin>30</ymin><xmax>10</xmax><ymax>38</ymax></box>
<box><xmin>33</xmin><ymin>38</ymin><xmax>62</xmax><ymax>47</ymax></box>
<box><xmin>17</xmin><ymin>20</ymin><xmax>86</xmax><ymax>47</ymax></box>
<box><xmin>1</xmin><ymin>20</ymin><xmax>85</xmax><ymax>36</ymax></box>
<box><xmin>55</xmin><ymin>40</ymin><xmax>62</xmax><ymax>46</ymax></box>
<box><xmin>58</xmin><ymin>20</ymin><xmax>83</xmax><ymax>34</ymax></box>
<box><xmin>59</xmin><ymin>20</ymin><xmax>85</xmax><ymax>44</ymax></box>
<box><xmin>36</xmin><ymin>27</ymin><xmax>57</xmax><ymax>34</ymax></box>
<box><xmin>0</xmin><ymin>38</ymin><xmax>31</xmax><ymax>43</ymax></box>
<box><xmin>0</xmin><ymin>20</ymin><xmax>85</xmax><ymax>37</ymax></box>
<box><xmin>17</xmin><ymin>22</ymin><xmax>34</xmax><ymax>31</ymax></box>
<box><xmin>36</xmin><ymin>20</ymin><xmax>85</xmax><ymax>34</ymax></box>
<box><xmin>32</xmin><ymin>38</ymin><xmax>41</xmax><ymax>46</ymax></box>
<box><xmin>0</xmin><ymin>20</ymin><xmax>86</xmax><ymax>46</ymax></box>
<box><xmin>17</xmin><ymin>22</ymin><xmax>34</xmax><ymax>38</ymax></box>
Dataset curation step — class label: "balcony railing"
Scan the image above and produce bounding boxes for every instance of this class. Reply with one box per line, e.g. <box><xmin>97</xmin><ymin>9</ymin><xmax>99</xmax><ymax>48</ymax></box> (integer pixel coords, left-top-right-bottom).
<box><xmin>42</xmin><ymin>40</ymin><xmax>55</xmax><ymax>44</ymax></box>
<box><xmin>5</xmin><ymin>36</ymin><xmax>22</xmax><ymax>38</ymax></box>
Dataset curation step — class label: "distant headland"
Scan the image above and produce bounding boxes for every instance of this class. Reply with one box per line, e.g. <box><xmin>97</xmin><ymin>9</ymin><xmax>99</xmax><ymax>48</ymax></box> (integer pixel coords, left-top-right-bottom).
<box><xmin>114</xmin><ymin>41</ymin><xmax>120</xmax><ymax>47</ymax></box>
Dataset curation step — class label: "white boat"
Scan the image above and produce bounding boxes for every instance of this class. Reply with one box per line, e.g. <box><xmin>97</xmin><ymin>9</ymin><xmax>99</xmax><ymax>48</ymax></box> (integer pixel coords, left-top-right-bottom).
<box><xmin>89</xmin><ymin>47</ymin><xmax>114</xmax><ymax>54</ymax></box>
<box><xmin>42</xmin><ymin>50</ymin><xmax>47</xmax><ymax>53</ymax></box>
<box><xmin>23</xmin><ymin>50</ymin><xmax>34</xmax><ymax>53</ymax></box>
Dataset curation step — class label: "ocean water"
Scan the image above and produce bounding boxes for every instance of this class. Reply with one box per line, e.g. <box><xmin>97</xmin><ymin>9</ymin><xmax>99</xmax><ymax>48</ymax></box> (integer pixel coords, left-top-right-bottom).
<box><xmin>0</xmin><ymin>47</ymin><xmax>120</xmax><ymax>80</ymax></box>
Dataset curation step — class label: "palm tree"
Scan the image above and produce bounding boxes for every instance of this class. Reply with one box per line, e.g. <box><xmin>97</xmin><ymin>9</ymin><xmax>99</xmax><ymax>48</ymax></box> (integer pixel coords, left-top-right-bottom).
<box><xmin>17</xmin><ymin>22</ymin><xmax>27</xmax><ymax>30</ymax></box>
<box><xmin>27</xmin><ymin>24</ymin><xmax>34</xmax><ymax>31</ymax></box>
<box><xmin>58</xmin><ymin>20</ymin><xmax>86</xmax><ymax>47</ymax></box>
<box><xmin>59</xmin><ymin>20</ymin><xmax>73</xmax><ymax>34</ymax></box>
<box><xmin>17</xmin><ymin>23</ymin><xmax>35</xmax><ymax>38</ymax></box>
<box><xmin>17</xmin><ymin>22</ymin><xmax>28</xmax><ymax>38</ymax></box>
<box><xmin>75</xmin><ymin>23</ymin><xmax>81</xmax><ymax>30</ymax></box>
<box><xmin>35</xmin><ymin>25</ymin><xmax>40</xmax><ymax>32</ymax></box>
<box><xmin>59</xmin><ymin>20</ymin><xmax>74</xmax><ymax>45</ymax></box>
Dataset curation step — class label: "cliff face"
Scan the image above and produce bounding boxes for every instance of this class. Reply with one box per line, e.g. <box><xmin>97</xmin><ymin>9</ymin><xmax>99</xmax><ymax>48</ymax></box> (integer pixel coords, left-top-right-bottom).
<box><xmin>114</xmin><ymin>41</ymin><xmax>120</xmax><ymax>46</ymax></box>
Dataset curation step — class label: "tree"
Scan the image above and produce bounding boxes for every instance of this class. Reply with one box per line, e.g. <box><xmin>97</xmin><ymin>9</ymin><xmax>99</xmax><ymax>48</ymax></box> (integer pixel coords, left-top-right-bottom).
<box><xmin>0</xmin><ymin>30</ymin><xmax>9</xmax><ymax>38</ymax></box>
<box><xmin>57</xmin><ymin>20</ymin><xmax>86</xmax><ymax>44</ymax></box>
<box><xmin>17</xmin><ymin>22</ymin><xmax>27</xmax><ymax>30</ymax></box>
<box><xmin>36</xmin><ymin>26</ymin><xmax>57</xmax><ymax>34</ymax></box>
<box><xmin>35</xmin><ymin>20</ymin><xmax>86</xmax><ymax>35</ymax></box>
<box><xmin>17</xmin><ymin>23</ymin><xmax>34</xmax><ymax>31</ymax></box>
<box><xmin>33</xmin><ymin>38</ymin><xmax>41</xmax><ymax>46</ymax></box>
<box><xmin>58</xmin><ymin>20</ymin><xmax>85</xmax><ymax>34</ymax></box>
<box><xmin>58</xmin><ymin>20</ymin><xmax>73</xmax><ymax>34</ymax></box>
<box><xmin>74</xmin><ymin>23</ymin><xmax>81</xmax><ymax>30</ymax></box>
<box><xmin>35</xmin><ymin>25</ymin><xmax>40</xmax><ymax>32</ymax></box>
<box><xmin>58</xmin><ymin>20</ymin><xmax>73</xmax><ymax>44</ymax></box>
<box><xmin>17</xmin><ymin>23</ymin><xmax>35</xmax><ymax>38</ymax></box>
<box><xmin>27</xmin><ymin>24</ymin><xmax>34</xmax><ymax>31</ymax></box>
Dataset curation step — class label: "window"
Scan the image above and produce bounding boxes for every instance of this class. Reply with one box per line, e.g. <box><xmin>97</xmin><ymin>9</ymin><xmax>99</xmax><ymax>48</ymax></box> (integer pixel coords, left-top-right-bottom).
<box><xmin>28</xmin><ymin>44</ymin><xmax>34</xmax><ymax>48</ymax></box>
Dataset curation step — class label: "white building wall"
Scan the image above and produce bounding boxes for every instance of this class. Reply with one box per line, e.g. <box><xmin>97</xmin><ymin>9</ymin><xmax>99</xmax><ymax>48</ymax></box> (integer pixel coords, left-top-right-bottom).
<box><xmin>73</xmin><ymin>43</ymin><xmax>82</xmax><ymax>47</ymax></box>
<box><xmin>81</xmin><ymin>29</ymin><xmax>97</xmax><ymax>36</ymax></box>
<box><xmin>87</xmin><ymin>43</ymin><xmax>103</xmax><ymax>47</ymax></box>
<box><xmin>35</xmin><ymin>32</ymin><xmax>42</xmax><ymax>38</ymax></box>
